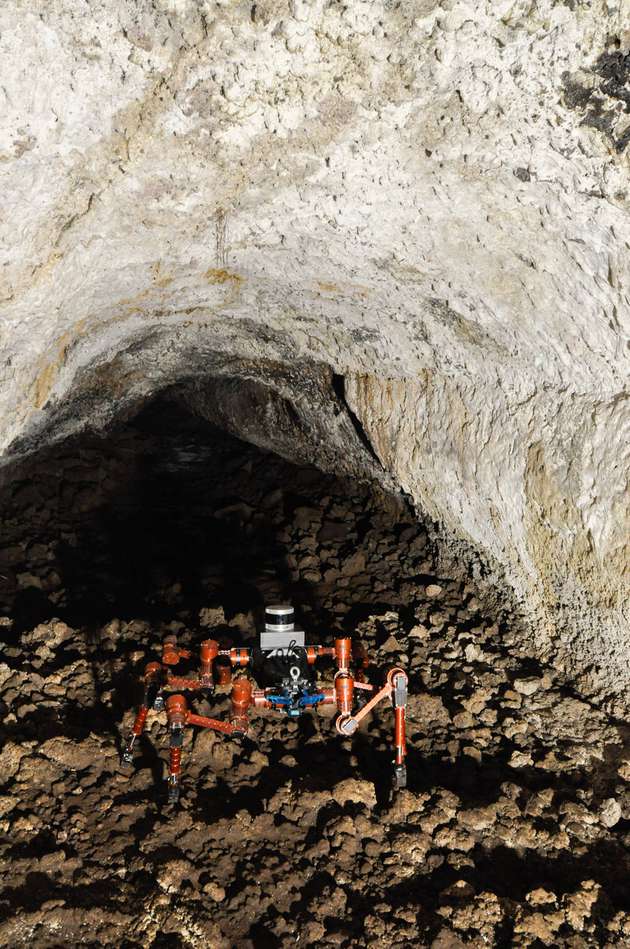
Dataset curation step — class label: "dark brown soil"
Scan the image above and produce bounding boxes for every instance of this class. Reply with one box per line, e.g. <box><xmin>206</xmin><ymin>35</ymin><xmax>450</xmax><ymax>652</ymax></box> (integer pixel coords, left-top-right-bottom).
<box><xmin>0</xmin><ymin>400</ymin><xmax>629</xmax><ymax>947</ymax></box>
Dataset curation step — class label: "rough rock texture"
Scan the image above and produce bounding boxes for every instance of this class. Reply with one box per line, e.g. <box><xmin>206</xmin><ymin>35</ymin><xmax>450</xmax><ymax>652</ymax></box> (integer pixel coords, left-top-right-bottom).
<box><xmin>0</xmin><ymin>422</ymin><xmax>629</xmax><ymax>947</ymax></box>
<box><xmin>0</xmin><ymin>1</ymin><xmax>628</xmax><ymax>697</ymax></box>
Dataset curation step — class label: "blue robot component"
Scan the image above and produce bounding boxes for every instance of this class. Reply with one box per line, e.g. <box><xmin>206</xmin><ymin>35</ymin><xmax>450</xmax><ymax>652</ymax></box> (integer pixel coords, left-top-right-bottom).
<box><xmin>265</xmin><ymin>689</ymin><xmax>328</xmax><ymax>717</ymax></box>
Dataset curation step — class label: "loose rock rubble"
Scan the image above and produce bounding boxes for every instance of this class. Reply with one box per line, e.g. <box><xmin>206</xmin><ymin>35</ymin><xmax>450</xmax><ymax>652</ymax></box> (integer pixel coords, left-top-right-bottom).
<box><xmin>0</xmin><ymin>402</ymin><xmax>628</xmax><ymax>947</ymax></box>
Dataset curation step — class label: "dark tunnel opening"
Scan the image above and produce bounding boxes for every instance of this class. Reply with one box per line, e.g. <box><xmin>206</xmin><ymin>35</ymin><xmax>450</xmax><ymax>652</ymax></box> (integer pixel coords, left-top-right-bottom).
<box><xmin>0</xmin><ymin>391</ymin><xmax>439</xmax><ymax>634</ymax></box>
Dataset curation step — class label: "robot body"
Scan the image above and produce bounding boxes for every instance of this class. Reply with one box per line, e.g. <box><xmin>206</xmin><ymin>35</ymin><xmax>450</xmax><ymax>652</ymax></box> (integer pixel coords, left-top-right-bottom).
<box><xmin>122</xmin><ymin>605</ymin><xmax>408</xmax><ymax>802</ymax></box>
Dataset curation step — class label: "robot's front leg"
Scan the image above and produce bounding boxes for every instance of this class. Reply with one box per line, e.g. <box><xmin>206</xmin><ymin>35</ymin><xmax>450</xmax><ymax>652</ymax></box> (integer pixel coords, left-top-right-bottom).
<box><xmin>335</xmin><ymin>667</ymin><xmax>408</xmax><ymax>790</ymax></box>
<box><xmin>166</xmin><ymin>694</ymin><xmax>187</xmax><ymax>803</ymax></box>
<box><xmin>389</xmin><ymin>668</ymin><xmax>408</xmax><ymax>789</ymax></box>
<box><xmin>121</xmin><ymin>711</ymin><xmax>146</xmax><ymax>765</ymax></box>
<box><xmin>121</xmin><ymin>662</ymin><xmax>163</xmax><ymax>765</ymax></box>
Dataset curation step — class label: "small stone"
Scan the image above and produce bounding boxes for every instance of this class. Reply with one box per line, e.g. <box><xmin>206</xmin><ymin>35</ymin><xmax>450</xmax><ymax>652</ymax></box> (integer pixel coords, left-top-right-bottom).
<box><xmin>343</xmin><ymin>550</ymin><xmax>366</xmax><ymax>575</ymax></box>
<box><xmin>0</xmin><ymin>741</ymin><xmax>29</xmax><ymax>781</ymax></box>
<box><xmin>158</xmin><ymin>858</ymin><xmax>195</xmax><ymax>893</ymax></box>
<box><xmin>431</xmin><ymin>927</ymin><xmax>466</xmax><ymax>948</ymax></box>
<box><xmin>453</xmin><ymin>711</ymin><xmax>474</xmax><ymax>729</ymax></box>
<box><xmin>599</xmin><ymin>798</ymin><xmax>622</xmax><ymax>828</ymax></box>
<box><xmin>0</xmin><ymin>795</ymin><xmax>17</xmax><ymax>817</ymax></box>
<box><xmin>513</xmin><ymin>677</ymin><xmax>542</xmax><ymax>696</ymax></box>
<box><xmin>462</xmin><ymin>746</ymin><xmax>482</xmax><ymax>763</ymax></box>
<box><xmin>479</xmin><ymin>708</ymin><xmax>497</xmax><ymax>725</ymax></box>
<box><xmin>564</xmin><ymin>880</ymin><xmax>600</xmax><ymax>930</ymax></box>
<box><xmin>381</xmin><ymin>634</ymin><xmax>401</xmax><ymax>654</ymax></box>
<box><xmin>334</xmin><ymin>777</ymin><xmax>376</xmax><ymax>808</ymax></box>
<box><xmin>16</xmin><ymin>571</ymin><xmax>43</xmax><ymax>589</ymax></box>
<box><xmin>199</xmin><ymin>606</ymin><xmax>226</xmax><ymax>628</ymax></box>
<box><xmin>41</xmin><ymin>899</ymin><xmax>66</xmax><ymax>912</ymax></box>
<box><xmin>509</xmin><ymin>750</ymin><xmax>533</xmax><ymax>768</ymax></box>
<box><xmin>503</xmin><ymin>689</ymin><xmax>522</xmax><ymax>706</ymax></box>
<box><xmin>527</xmin><ymin>888</ymin><xmax>556</xmax><ymax>906</ymax></box>
<box><xmin>415</xmin><ymin>693</ymin><xmax>451</xmax><ymax>726</ymax></box>
<box><xmin>425</xmin><ymin>584</ymin><xmax>443</xmax><ymax>597</ymax></box>
<box><xmin>514</xmin><ymin>908</ymin><xmax>563</xmax><ymax>943</ymax></box>
<box><xmin>301</xmin><ymin>921</ymin><xmax>325</xmax><ymax>942</ymax></box>
<box><xmin>464</xmin><ymin>643</ymin><xmax>480</xmax><ymax>662</ymax></box>
<box><xmin>462</xmin><ymin>688</ymin><xmax>492</xmax><ymax>714</ymax></box>
<box><xmin>203</xmin><ymin>882</ymin><xmax>226</xmax><ymax>901</ymax></box>
<box><xmin>458</xmin><ymin>805</ymin><xmax>496</xmax><ymax>831</ymax></box>
<box><xmin>40</xmin><ymin>736</ymin><xmax>100</xmax><ymax>771</ymax></box>
<box><xmin>439</xmin><ymin>879</ymin><xmax>475</xmax><ymax>904</ymax></box>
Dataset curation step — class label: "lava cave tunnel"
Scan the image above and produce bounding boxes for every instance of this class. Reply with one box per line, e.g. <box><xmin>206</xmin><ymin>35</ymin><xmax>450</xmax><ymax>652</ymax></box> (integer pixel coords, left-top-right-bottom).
<box><xmin>2</xmin><ymin>0</ymin><xmax>630</xmax><ymax>942</ymax></box>
<box><xmin>0</xmin><ymin>386</ymin><xmax>628</xmax><ymax>948</ymax></box>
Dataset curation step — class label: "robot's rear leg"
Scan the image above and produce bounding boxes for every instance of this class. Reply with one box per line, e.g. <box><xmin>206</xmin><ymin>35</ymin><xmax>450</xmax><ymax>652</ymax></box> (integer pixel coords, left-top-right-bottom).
<box><xmin>391</xmin><ymin>670</ymin><xmax>408</xmax><ymax>790</ymax></box>
<box><xmin>166</xmin><ymin>694</ymin><xmax>187</xmax><ymax>804</ymax></box>
<box><xmin>167</xmin><ymin>728</ymin><xmax>184</xmax><ymax>803</ymax></box>
<box><xmin>121</xmin><ymin>664</ymin><xmax>163</xmax><ymax>765</ymax></box>
<box><xmin>121</xmin><ymin>704</ymin><xmax>149</xmax><ymax>765</ymax></box>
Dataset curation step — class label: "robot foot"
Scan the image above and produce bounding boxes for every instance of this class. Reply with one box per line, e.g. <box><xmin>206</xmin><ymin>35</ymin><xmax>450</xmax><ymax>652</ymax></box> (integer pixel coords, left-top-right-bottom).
<box><xmin>167</xmin><ymin>782</ymin><xmax>180</xmax><ymax>804</ymax></box>
<box><xmin>120</xmin><ymin>738</ymin><xmax>135</xmax><ymax>766</ymax></box>
<box><xmin>393</xmin><ymin>764</ymin><xmax>407</xmax><ymax>789</ymax></box>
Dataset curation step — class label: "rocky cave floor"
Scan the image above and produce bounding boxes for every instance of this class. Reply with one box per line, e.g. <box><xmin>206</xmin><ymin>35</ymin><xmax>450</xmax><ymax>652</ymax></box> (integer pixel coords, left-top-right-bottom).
<box><xmin>0</xmin><ymin>400</ymin><xmax>629</xmax><ymax>948</ymax></box>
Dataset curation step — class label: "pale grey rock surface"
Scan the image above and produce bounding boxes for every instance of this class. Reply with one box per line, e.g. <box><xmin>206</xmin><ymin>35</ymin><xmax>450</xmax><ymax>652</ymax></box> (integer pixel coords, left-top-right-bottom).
<box><xmin>599</xmin><ymin>797</ymin><xmax>622</xmax><ymax>828</ymax></box>
<box><xmin>0</xmin><ymin>0</ymin><xmax>628</xmax><ymax>698</ymax></box>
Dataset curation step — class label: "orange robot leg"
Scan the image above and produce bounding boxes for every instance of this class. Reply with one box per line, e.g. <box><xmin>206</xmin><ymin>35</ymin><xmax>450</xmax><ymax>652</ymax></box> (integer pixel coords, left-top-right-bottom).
<box><xmin>165</xmin><ymin>694</ymin><xmax>188</xmax><ymax>803</ymax></box>
<box><xmin>121</xmin><ymin>662</ymin><xmax>162</xmax><ymax>765</ymax></box>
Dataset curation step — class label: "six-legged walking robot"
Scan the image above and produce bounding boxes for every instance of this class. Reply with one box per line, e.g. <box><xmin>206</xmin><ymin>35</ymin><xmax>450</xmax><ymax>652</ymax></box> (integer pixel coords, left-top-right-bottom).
<box><xmin>122</xmin><ymin>605</ymin><xmax>408</xmax><ymax>802</ymax></box>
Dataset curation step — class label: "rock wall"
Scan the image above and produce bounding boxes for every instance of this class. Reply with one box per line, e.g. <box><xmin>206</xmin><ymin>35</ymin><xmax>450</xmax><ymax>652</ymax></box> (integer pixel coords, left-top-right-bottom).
<box><xmin>0</xmin><ymin>1</ymin><xmax>628</xmax><ymax>698</ymax></box>
<box><xmin>345</xmin><ymin>375</ymin><xmax>629</xmax><ymax>703</ymax></box>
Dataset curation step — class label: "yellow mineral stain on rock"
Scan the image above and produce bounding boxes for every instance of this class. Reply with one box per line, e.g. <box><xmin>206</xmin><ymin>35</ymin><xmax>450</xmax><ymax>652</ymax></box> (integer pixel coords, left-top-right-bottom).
<box><xmin>150</xmin><ymin>261</ymin><xmax>173</xmax><ymax>288</ymax></box>
<box><xmin>204</xmin><ymin>268</ymin><xmax>244</xmax><ymax>285</ymax></box>
<box><xmin>31</xmin><ymin>318</ymin><xmax>88</xmax><ymax>409</ymax></box>
<box><xmin>32</xmin><ymin>362</ymin><xmax>58</xmax><ymax>410</ymax></box>
<box><xmin>316</xmin><ymin>280</ymin><xmax>369</xmax><ymax>297</ymax></box>
<box><xmin>119</xmin><ymin>287</ymin><xmax>151</xmax><ymax>307</ymax></box>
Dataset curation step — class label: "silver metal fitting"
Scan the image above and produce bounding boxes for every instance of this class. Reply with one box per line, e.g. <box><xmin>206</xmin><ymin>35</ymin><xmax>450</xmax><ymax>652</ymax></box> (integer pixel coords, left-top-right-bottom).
<box><xmin>393</xmin><ymin>672</ymin><xmax>408</xmax><ymax>708</ymax></box>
